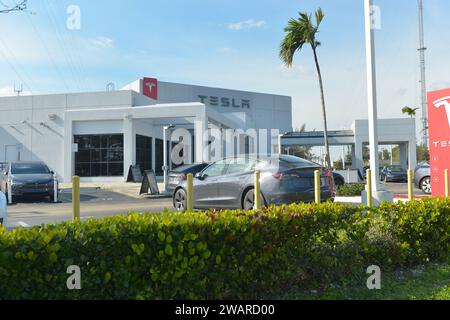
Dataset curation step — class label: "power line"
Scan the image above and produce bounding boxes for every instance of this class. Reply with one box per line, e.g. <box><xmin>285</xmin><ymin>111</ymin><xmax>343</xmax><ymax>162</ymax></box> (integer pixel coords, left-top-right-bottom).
<box><xmin>0</xmin><ymin>0</ymin><xmax>26</xmax><ymax>13</ymax></box>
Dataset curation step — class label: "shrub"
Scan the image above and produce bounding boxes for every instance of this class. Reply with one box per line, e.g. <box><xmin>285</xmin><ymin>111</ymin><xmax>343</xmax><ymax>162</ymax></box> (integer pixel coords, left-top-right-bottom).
<box><xmin>336</xmin><ymin>183</ymin><xmax>366</xmax><ymax>197</ymax></box>
<box><xmin>0</xmin><ymin>198</ymin><xmax>448</xmax><ymax>300</ymax></box>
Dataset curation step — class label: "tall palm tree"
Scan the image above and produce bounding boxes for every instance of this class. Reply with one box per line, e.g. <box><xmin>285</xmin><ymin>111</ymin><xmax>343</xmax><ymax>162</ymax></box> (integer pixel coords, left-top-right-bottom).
<box><xmin>279</xmin><ymin>8</ymin><xmax>331</xmax><ymax>168</ymax></box>
<box><xmin>402</xmin><ymin>106</ymin><xmax>419</xmax><ymax>119</ymax></box>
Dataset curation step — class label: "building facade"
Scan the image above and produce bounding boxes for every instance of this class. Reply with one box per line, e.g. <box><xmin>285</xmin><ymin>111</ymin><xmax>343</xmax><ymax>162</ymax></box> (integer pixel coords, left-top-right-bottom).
<box><xmin>0</xmin><ymin>77</ymin><xmax>292</xmax><ymax>182</ymax></box>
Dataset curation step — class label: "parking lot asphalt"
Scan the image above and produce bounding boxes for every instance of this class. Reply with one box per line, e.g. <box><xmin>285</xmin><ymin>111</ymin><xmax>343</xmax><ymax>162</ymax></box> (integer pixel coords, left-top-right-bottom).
<box><xmin>6</xmin><ymin>187</ymin><xmax>174</xmax><ymax>228</ymax></box>
<box><xmin>5</xmin><ymin>181</ymin><xmax>427</xmax><ymax>229</ymax></box>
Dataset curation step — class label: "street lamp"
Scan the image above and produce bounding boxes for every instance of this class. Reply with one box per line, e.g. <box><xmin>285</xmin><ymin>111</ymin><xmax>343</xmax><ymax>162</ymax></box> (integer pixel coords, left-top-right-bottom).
<box><xmin>363</xmin><ymin>0</ymin><xmax>393</xmax><ymax>204</ymax></box>
<box><xmin>163</xmin><ymin>124</ymin><xmax>175</xmax><ymax>194</ymax></box>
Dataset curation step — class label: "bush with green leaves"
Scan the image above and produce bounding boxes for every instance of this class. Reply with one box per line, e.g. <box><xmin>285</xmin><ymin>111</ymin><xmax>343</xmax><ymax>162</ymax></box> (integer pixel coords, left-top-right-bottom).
<box><xmin>0</xmin><ymin>198</ymin><xmax>448</xmax><ymax>299</ymax></box>
<box><xmin>336</xmin><ymin>183</ymin><xmax>366</xmax><ymax>197</ymax></box>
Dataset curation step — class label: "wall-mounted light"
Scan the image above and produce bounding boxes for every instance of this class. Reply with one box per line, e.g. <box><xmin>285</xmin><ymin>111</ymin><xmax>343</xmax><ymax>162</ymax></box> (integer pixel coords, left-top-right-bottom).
<box><xmin>48</xmin><ymin>114</ymin><xmax>57</xmax><ymax>121</ymax></box>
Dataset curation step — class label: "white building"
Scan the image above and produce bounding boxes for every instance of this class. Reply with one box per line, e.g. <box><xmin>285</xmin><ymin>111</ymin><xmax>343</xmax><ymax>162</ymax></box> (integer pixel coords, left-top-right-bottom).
<box><xmin>0</xmin><ymin>77</ymin><xmax>292</xmax><ymax>182</ymax></box>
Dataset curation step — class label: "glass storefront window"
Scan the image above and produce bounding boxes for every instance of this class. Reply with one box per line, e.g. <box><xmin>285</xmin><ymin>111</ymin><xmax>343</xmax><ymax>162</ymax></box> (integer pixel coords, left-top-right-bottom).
<box><xmin>74</xmin><ymin>134</ymin><xmax>124</xmax><ymax>177</ymax></box>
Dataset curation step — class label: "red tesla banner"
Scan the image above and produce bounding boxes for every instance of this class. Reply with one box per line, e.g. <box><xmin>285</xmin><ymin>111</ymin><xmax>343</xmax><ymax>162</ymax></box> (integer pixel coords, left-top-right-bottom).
<box><xmin>142</xmin><ymin>77</ymin><xmax>158</xmax><ymax>100</ymax></box>
<box><xmin>427</xmin><ymin>88</ymin><xmax>450</xmax><ymax>196</ymax></box>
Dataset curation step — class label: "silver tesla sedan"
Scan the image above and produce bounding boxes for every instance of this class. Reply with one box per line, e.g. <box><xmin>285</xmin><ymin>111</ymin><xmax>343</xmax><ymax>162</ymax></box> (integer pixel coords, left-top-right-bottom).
<box><xmin>173</xmin><ymin>154</ymin><xmax>335</xmax><ymax>211</ymax></box>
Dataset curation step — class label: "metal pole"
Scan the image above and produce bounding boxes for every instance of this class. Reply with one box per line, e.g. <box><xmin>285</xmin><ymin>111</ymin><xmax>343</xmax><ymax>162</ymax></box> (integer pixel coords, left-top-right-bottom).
<box><xmin>186</xmin><ymin>173</ymin><xmax>194</xmax><ymax>212</ymax></box>
<box><xmin>366</xmin><ymin>169</ymin><xmax>372</xmax><ymax>207</ymax></box>
<box><xmin>418</xmin><ymin>0</ymin><xmax>428</xmax><ymax>148</ymax></box>
<box><xmin>163</xmin><ymin>126</ymin><xmax>168</xmax><ymax>193</ymax></box>
<box><xmin>53</xmin><ymin>173</ymin><xmax>58</xmax><ymax>203</ymax></box>
<box><xmin>408</xmin><ymin>169</ymin><xmax>414</xmax><ymax>201</ymax></box>
<box><xmin>72</xmin><ymin>176</ymin><xmax>80</xmax><ymax>222</ymax></box>
<box><xmin>254</xmin><ymin>170</ymin><xmax>261</xmax><ymax>210</ymax></box>
<box><xmin>314</xmin><ymin>170</ymin><xmax>321</xmax><ymax>204</ymax></box>
<box><xmin>364</xmin><ymin>0</ymin><xmax>381</xmax><ymax>193</ymax></box>
<box><xmin>445</xmin><ymin>169</ymin><xmax>449</xmax><ymax>198</ymax></box>
<box><xmin>7</xmin><ymin>175</ymin><xmax>13</xmax><ymax>205</ymax></box>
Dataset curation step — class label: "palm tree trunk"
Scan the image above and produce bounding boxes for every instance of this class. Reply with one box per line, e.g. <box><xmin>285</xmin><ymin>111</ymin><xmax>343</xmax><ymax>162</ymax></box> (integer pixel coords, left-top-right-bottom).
<box><xmin>312</xmin><ymin>46</ymin><xmax>331</xmax><ymax>168</ymax></box>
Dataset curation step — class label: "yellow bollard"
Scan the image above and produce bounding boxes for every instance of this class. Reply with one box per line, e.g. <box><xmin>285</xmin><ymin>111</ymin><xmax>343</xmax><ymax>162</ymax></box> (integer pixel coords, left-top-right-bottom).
<box><xmin>254</xmin><ymin>170</ymin><xmax>261</xmax><ymax>210</ymax></box>
<box><xmin>366</xmin><ymin>169</ymin><xmax>372</xmax><ymax>208</ymax></box>
<box><xmin>186</xmin><ymin>173</ymin><xmax>194</xmax><ymax>212</ymax></box>
<box><xmin>72</xmin><ymin>176</ymin><xmax>80</xmax><ymax>222</ymax></box>
<box><xmin>445</xmin><ymin>169</ymin><xmax>449</xmax><ymax>198</ymax></box>
<box><xmin>408</xmin><ymin>169</ymin><xmax>414</xmax><ymax>201</ymax></box>
<box><xmin>314</xmin><ymin>170</ymin><xmax>321</xmax><ymax>204</ymax></box>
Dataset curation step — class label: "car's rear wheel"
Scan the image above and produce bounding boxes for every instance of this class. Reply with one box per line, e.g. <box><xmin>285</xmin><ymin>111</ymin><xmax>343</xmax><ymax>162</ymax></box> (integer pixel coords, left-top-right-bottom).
<box><xmin>420</xmin><ymin>177</ymin><xmax>431</xmax><ymax>195</ymax></box>
<box><xmin>242</xmin><ymin>189</ymin><xmax>265</xmax><ymax>210</ymax></box>
<box><xmin>173</xmin><ymin>188</ymin><xmax>187</xmax><ymax>212</ymax></box>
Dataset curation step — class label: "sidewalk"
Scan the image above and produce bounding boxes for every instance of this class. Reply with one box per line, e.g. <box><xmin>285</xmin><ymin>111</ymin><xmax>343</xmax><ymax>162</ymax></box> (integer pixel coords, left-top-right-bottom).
<box><xmin>59</xmin><ymin>182</ymin><xmax>167</xmax><ymax>199</ymax></box>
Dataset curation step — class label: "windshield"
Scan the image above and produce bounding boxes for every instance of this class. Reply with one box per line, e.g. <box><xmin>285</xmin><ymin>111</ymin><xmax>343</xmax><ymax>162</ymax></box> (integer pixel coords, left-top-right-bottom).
<box><xmin>11</xmin><ymin>163</ymin><xmax>50</xmax><ymax>175</ymax></box>
<box><xmin>279</xmin><ymin>155</ymin><xmax>318</xmax><ymax>167</ymax></box>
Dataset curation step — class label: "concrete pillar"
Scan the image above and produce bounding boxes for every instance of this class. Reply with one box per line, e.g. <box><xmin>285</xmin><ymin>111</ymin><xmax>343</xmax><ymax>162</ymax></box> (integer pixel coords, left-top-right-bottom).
<box><xmin>63</xmin><ymin>116</ymin><xmax>73</xmax><ymax>182</ymax></box>
<box><xmin>351</xmin><ymin>144</ymin><xmax>357</xmax><ymax>169</ymax></box>
<box><xmin>399</xmin><ymin>143</ymin><xmax>408</xmax><ymax>170</ymax></box>
<box><xmin>123</xmin><ymin>116</ymin><xmax>135</xmax><ymax>181</ymax></box>
<box><xmin>195</xmin><ymin>116</ymin><xmax>208</xmax><ymax>163</ymax></box>
<box><xmin>354</xmin><ymin>140</ymin><xmax>364</xmax><ymax>176</ymax></box>
<box><xmin>408</xmin><ymin>141</ymin><xmax>417</xmax><ymax>170</ymax></box>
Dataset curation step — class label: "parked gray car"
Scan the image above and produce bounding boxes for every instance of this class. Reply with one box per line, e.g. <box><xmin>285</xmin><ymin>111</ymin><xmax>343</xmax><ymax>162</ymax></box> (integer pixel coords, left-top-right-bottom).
<box><xmin>414</xmin><ymin>161</ymin><xmax>431</xmax><ymax>195</ymax></box>
<box><xmin>173</xmin><ymin>154</ymin><xmax>335</xmax><ymax>211</ymax></box>
<box><xmin>0</xmin><ymin>161</ymin><xmax>58</xmax><ymax>202</ymax></box>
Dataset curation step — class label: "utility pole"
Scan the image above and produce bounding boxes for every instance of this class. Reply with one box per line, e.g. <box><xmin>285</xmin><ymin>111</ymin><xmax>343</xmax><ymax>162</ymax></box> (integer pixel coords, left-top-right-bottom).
<box><xmin>363</xmin><ymin>0</ymin><xmax>393</xmax><ymax>204</ymax></box>
<box><xmin>418</xmin><ymin>0</ymin><xmax>428</xmax><ymax>148</ymax></box>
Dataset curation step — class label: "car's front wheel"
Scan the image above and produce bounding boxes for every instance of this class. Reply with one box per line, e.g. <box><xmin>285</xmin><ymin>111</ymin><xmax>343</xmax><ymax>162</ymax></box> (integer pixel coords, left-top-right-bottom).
<box><xmin>173</xmin><ymin>188</ymin><xmax>187</xmax><ymax>212</ymax></box>
<box><xmin>420</xmin><ymin>177</ymin><xmax>431</xmax><ymax>195</ymax></box>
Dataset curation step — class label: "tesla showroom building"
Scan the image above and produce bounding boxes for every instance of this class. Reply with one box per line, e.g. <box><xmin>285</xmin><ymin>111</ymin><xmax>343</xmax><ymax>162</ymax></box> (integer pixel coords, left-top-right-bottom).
<box><xmin>0</xmin><ymin>77</ymin><xmax>293</xmax><ymax>182</ymax></box>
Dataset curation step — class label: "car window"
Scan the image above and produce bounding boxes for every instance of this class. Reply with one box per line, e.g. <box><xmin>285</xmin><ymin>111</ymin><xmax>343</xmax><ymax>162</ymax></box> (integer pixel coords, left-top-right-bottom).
<box><xmin>202</xmin><ymin>160</ymin><xmax>227</xmax><ymax>178</ymax></box>
<box><xmin>388</xmin><ymin>166</ymin><xmax>403</xmax><ymax>173</ymax></box>
<box><xmin>279</xmin><ymin>155</ymin><xmax>317</xmax><ymax>167</ymax></box>
<box><xmin>11</xmin><ymin>163</ymin><xmax>50</xmax><ymax>174</ymax></box>
<box><xmin>226</xmin><ymin>158</ymin><xmax>256</xmax><ymax>175</ymax></box>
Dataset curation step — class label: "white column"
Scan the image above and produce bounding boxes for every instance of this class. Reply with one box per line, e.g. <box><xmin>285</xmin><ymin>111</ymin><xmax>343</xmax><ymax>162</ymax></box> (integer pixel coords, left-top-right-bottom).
<box><xmin>399</xmin><ymin>143</ymin><xmax>408</xmax><ymax>170</ymax></box>
<box><xmin>195</xmin><ymin>116</ymin><xmax>208</xmax><ymax>163</ymax></box>
<box><xmin>409</xmin><ymin>140</ymin><xmax>417</xmax><ymax>170</ymax></box>
<box><xmin>63</xmin><ymin>116</ymin><xmax>73</xmax><ymax>182</ymax></box>
<box><xmin>123</xmin><ymin>116</ymin><xmax>135</xmax><ymax>181</ymax></box>
<box><xmin>365</xmin><ymin>0</ymin><xmax>381</xmax><ymax>192</ymax></box>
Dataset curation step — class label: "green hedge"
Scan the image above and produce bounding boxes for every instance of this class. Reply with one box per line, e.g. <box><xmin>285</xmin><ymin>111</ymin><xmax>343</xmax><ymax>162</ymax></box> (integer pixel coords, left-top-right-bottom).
<box><xmin>337</xmin><ymin>183</ymin><xmax>366</xmax><ymax>196</ymax></box>
<box><xmin>0</xmin><ymin>198</ymin><xmax>449</xmax><ymax>300</ymax></box>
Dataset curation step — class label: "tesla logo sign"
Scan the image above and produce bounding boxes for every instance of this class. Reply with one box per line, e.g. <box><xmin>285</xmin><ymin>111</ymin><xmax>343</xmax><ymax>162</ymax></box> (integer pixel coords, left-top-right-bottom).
<box><xmin>427</xmin><ymin>88</ymin><xmax>450</xmax><ymax>196</ymax></box>
<box><xmin>142</xmin><ymin>77</ymin><xmax>158</xmax><ymax>100</ymax></box>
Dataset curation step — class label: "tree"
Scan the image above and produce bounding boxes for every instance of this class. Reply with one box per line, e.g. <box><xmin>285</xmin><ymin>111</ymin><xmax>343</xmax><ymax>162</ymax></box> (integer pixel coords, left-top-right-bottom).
<box><xmin>280</xmin><ymin>8</ymin><xmax>331</xmax><ymax>168</ymax></box>
<box><xmin>417</xmin><ymin>144</ymin><xmax>430</xmax><ymax>162</ymax></box>
<box><xmin>402</xmin><ymin>106</ymin><xmax>419</xmax><ymax>119</ymax></box>
<box><xmin>0</xmin><ymin>0</ymin><xmax>27</xmax><ymax>13</ymax></box>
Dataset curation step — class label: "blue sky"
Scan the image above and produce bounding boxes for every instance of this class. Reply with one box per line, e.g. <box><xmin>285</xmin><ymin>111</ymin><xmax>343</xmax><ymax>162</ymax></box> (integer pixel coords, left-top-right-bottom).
<box><xmin>1</xmin><ymin>0</ymin><xmax>450</xmax><ymax>158</ymax></box>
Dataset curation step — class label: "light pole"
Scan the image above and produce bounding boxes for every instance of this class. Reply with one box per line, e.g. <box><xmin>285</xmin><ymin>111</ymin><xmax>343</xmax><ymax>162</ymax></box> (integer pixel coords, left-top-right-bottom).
<box><xmin>363</xmin><ymin>0</ymin><xmax>393</xmax><ymax>204</ymax></box>
<box><xmin>163</xmin><ymin>124</ymin><xmax>175</xmax><ymax>193</ymax></box>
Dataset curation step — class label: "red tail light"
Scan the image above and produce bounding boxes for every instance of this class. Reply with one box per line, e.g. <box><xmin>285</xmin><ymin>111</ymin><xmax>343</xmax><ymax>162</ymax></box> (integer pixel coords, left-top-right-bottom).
<box><xmin>323</xmin><ymin>168</ymin><xmax>335</xmax><ymax>191</ymax></box>
<box><xmin>179</xmin><ymin>174</ymin><xmax>187</xmax><ymax>180</ymax></box>
<box><xmin>272</xmin><ymin>172</ymin><xmax>284</xmax><ymax>180</ymax></box>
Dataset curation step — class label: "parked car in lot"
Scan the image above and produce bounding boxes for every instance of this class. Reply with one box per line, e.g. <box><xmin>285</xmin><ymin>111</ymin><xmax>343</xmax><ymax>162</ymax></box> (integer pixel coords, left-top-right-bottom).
<box><xmin>167</xmin><ymin>163</ymin><xmax>209</xmax><ymax>193</ymax></box>
<box><xmin>414</xmin><ymin>161</ymin><xmax>431</xmax><ymax>195</ymax></box>
<box><xmin>0</xmin><ymin>161</ymin><xmax>58</xmax><ymax>202</ymax></box>
<box><xmin>380</xmin><ymin>165</ymin><xmax>407</xmax><ymax>183</ymax></box>
<box><xmin>173</xmin><ymin>154</ymin><xmax>335</xmax><ymax>211</ymax></box>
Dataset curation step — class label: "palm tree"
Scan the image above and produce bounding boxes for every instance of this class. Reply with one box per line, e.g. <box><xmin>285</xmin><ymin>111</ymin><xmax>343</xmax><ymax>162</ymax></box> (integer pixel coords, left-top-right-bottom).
<box><xmin>279</xmin><ymin>8</ymin><xmax>331</xmax><ymax>168</ymax></box>
<box><xmin>402</xmin><ymin>106</ymin><xmax>419</xmax><ymax>118</ymax></box>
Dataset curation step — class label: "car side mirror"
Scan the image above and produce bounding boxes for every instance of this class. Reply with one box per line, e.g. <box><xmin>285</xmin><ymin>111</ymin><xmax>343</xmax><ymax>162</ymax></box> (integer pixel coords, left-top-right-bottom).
<box><xmin>50</xmin><ymin>171</ymin><xmax>55</xmax><ymax>175</ymax></box>
<box><xmin>195</xmin><ymin>172</ymin><xmax>204</xmax><ymax>180</ymax></box>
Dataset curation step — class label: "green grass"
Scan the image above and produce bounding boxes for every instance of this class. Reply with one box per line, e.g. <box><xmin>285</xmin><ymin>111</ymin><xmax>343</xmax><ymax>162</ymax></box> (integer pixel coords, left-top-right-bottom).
<box><xmin>276</xmin><ymin>261</ymin><xmax>450</xmax><ymax>300</ymax></box>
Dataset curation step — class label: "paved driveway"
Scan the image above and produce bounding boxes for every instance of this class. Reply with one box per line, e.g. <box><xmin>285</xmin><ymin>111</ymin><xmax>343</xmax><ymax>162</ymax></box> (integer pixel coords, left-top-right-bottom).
<box><xmin>6</xmin><ymin>187</ymin><xmax>173</xmax><ymax>228</ymax></box>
